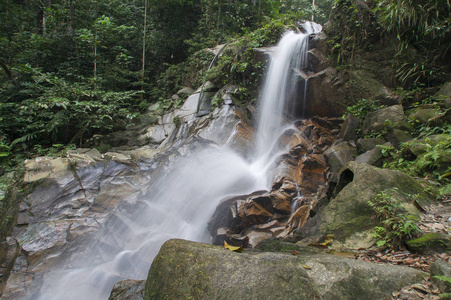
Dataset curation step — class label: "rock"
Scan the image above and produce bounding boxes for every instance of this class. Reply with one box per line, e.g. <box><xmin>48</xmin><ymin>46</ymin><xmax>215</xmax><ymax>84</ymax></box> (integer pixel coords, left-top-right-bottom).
<box><xmin>139</xmin><ymin>124</ymin><xmax>170</xmax><ymax>144</ymax></box>
<box><xmin>195</xmin><ymin>81</ymin><xmax>216</xmax><ymax>93</ymax></box>
<box><xmin>354</xmin><ymin>145</ymin><xmax>386</xmax><ymax>167</ymax></box>
<box><xmin>296</xmin><ymin>154</ymin><xmax>328</xmax><ymax>196</ymax></box>
<box><xmin>409</xmin><ymin>108</ymin><xmax>442</xmax><ymax>124</ymax></box>
<box><xmin>435</xmin><ymin>82</ymin><xmax>451</xmax><ymax>108</ymax></box>
<box><xmin>406</xmin><ymin>233</ymin><xmax>451</xmax><ymax>253</ymax></box>
<box><xmin>385</xmin><ymin>128</ymin><xmax>412</xmax><ymax>147</ymax></box>
<box><xmin>300</xmin><ymin>162</ymin><xmax>432</xmax><ymax>248</ymax></box>
<box><xmin>176</xmin><ymin>86</ymin><xmax>194</xmax><ymax>96</ymax></box>
<box><xmin>0</xmin><ymin>238</ymin><xmax>20</xmax><ymax>295</ymax></box>
<box><xmin>430</xmin><ymin>259</ymin><xmax>451</xmax><ymax>293</ymax></box>
<box><xmin>306</xmin><ymin>67</ymin><xmax>345</xmax><ymax>118</ymax></box>
<box><xmin>128</xmin><ymin>146</ymin><xmax>159</xmax><ymax>161</ymax></box>
<box><xmin>362</xmin><ymin>105</ymin><xmax>405</xmax><ymax>136</ymax></box>
<box><xmin>108</xmin><ymin>279</ymin><xmax>145</xmax><ymax>300</ymax></box>
<box><xmin>215</xmin><ymin>85</ymin><xmax>240</xmax><ymax>105</ymax></box>
<box><xmin>147</xmin><ymin>103</ymin><xmax>160</xmax><ymax>112</ymax></box>
<box><xmin>103</xmin><ymin>152</ymin><xmax>131</xmax><ymax>163</ymax></box>
<box><xmin>23</xmin><ymin>157</ymin><xmax>72</xmax><ymax>183</ymax></box>
<box><xmin>324</xmin><ymin>142</ymin><xmax>357</xmax><ymax>175</ymax></box>
<box><xmin>67</xmin><ymin>148</ymin><xmax>103</xmax><ymax>162</ymax></box>
<box><xmin>339</xmin><ymin>114</ymin><xmax>360</xmax><ymax>141</ymax></box>
<box><xmin>144</xmin><ymin>239</ymin><xmax>427</xmax><ymax>300</ymax></box>
<box><xmin>356</xmin><ymin>138</ymin><xmax>386</xmax><ymax>152</ymax></box>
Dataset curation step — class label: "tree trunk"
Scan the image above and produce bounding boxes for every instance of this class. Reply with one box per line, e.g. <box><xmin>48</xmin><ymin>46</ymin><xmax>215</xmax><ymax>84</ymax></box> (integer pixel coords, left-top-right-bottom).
<box><xmin>141</xmin><ymin>0</ymin><xmax>147</xmax><ymax>98</ymax></box>
<box><xmin>312</xmin><ymin>0</ymin><xmax>315</xmax><ymax>22</ymax></box>
<box><xmin>0</xmin><ymin>61</ymin><xmax>16</xmax><ymax>83</ymax></box>
<box><xmin>67</xmin><ymin>0</ymin><xmax>75</xmax><ymax>48</ymax></box>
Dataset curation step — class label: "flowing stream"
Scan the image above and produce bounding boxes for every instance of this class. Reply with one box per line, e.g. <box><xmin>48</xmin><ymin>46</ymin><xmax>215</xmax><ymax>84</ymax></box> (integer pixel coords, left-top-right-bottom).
<box><xmin>35</xmin><ymin>22</ymin><xmax>321</xmax><ymax>300</ymax></box>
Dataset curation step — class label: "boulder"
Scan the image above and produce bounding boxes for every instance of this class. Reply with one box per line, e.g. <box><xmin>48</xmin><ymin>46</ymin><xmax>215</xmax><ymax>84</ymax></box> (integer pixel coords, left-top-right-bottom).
<box><xmin>385</xmin><ymin>128</ymin><xmax>412</xmax><ymax>147</ymax></box>
<box><xmin>176</xmin><ymin>87</ymin><xmax>194</xmax><ymax>96</ymax></box>
<box><xmin>299</xmin><ymin>162</ymin><xmax>432</xmax><ymax>248</ymax></box>
<box><xmin>406</xmin><ymin>233</ymin><xmax>451</xmax><ymax>254</ymax></box>
<box><xmin>324</xmin><ymin>142</ymin><xmax>357</xmax><ymax>175</ymax></box>
<box><xmin>362</xmin><ymin>105</ymin><xmax>405</xmax><ymax>136</ymax></box>
<box><xmin>339</xmin><ymin>114</ymin><xmax>360</xmax><ymax>141</ymax></box>
<box><xmin>409</xmin><ymin>108</ymin><xmax>442</xmax><ymax>124</ymax></box>
<box><xmin>354</xmin><ymin>145</ymin><xmax>386</xmax><ymax>167</ymax></box>
<box><xmin>430</xmin><ymin>259</ymin><xmax>451</xmax><ymax>293</ymax></box>
<box><xmin>144</xmin><ymin>239</ymin><xmax>427</xmax><ymax>300</ymax></box>
<box><xmin>356</xmin><ymin>138</ymin><xmax>386</xmax><ymax>152</ymax></box>
<box><xmin>109</xmin><ymin>279</ymin><xmax>145</xmax><ymax>300</ymax></box>
<box><xmin>435</xmin><ymin>82</ymin><xmax>451</xmax><ymax>108</ymax></box>
<box><xmin>306</xmin><ymin>67</ymin><xmax>345</xmax><ymax>118</ymax></box>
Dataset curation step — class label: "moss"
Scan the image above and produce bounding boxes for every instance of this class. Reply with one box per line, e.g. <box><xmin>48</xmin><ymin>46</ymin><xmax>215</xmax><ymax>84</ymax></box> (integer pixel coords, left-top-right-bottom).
<box><xmin>406</xmin><ymin>233</ymin><xmax>451</xmax><ymax>253</ymax></box>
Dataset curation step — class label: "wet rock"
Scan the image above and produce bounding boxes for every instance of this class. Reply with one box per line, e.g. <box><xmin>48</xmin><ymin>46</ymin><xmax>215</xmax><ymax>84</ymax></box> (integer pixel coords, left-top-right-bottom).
<box><xmin>270</xmin><ymin>190</ymin><xmax>292</xmax><ymax>214</ymax></box>
<box><xmin>3</xmin><ymin>156</ymin><xmax>148</xmax><ymax>298</ymax></box>
<box><xmin>109</xmin><ymin>279</ymin><xmax>145</xmax><ymax>300</ymax></box>
<box><xmin>144</xmin><ymin>239</ymin><xmax>427</xmax><ymax>300</ymax></box>
<box><xmin>306</xmin><ymin>67</ymin><xmax>345</xmax><ymax>118</ymax></box>
<box><xmin>243</xmin><ymin>230</ymin><xmax>273</xmax><ymax>248</ymax></box>
<box><xmin>296</xmin><ymin>154</ymin><xmax>328</xmax><ymax>196</ymax></box>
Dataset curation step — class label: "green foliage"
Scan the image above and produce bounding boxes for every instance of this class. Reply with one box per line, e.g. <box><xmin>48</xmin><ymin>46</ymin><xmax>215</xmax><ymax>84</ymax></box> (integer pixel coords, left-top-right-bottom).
<box><xmin>382</xmin><ymin>135</ymin><xmax>451</xmax><ymax>183</ymax></box>
<box><xmin>0</xmin><ymin>66</ymin><xmax>141</xmax><ymax>155</ymax></box>
<box><xmin>373</xmin><ymin>0</ymin><xmax>450</xmax><ymax>87</ymax></box>
<box><xmin>433</xmin><ymin>276</ymin><xmax>451</xmax><ymax>298</ymax></box>
<box><xmin>328</xmin><ymin>0</ymin><xmax>379</xmax><ymax>66</ymax></box>
<box><xmin>344</xmin><ymin>98</ymin><xmax>384</xmax><ymax>120</ymax></box>
<box><xmin>368</xmin><ymin>188</ymin><xmax>421</xmax><ymax>249</ymax></box>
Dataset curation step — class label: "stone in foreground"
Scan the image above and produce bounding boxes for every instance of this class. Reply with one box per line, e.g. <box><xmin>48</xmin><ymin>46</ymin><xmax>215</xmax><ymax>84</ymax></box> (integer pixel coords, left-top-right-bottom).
<box><xmin>144</xmin><ymin>239</ymin><xmax>427</xmax><ymax>300</ymax></box>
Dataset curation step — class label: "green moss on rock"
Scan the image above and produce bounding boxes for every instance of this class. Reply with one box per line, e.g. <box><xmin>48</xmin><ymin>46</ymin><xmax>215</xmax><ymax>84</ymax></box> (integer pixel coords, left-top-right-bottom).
<box><xmin>406</xmin><ymin>233</ymin><xmax>451</xmax><ymax>253</ymax></box>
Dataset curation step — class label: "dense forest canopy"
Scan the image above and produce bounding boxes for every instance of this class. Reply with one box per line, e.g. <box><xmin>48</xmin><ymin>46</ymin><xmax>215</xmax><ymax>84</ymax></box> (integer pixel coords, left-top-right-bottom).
<box><xmin>0</xmin><ymin>0</ymin><xmax>331</xmax><ymax>162</ymax></box>
<box><xmin>0</xmin><ymin>0</ymin><xmax>449</xmax><ymax>169</ymax></box>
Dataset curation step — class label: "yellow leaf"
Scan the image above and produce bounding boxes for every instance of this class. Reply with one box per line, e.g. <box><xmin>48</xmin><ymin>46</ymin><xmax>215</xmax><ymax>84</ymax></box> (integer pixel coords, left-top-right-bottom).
<box><xmin>224</xmin><ymin>241</ymin><xmax>243</xmax><ymax>252</ymax></box>
<box><xmin>303</xmin><ymin>264</ymin><xmax>312</xmax><ymax>270</ymax></box>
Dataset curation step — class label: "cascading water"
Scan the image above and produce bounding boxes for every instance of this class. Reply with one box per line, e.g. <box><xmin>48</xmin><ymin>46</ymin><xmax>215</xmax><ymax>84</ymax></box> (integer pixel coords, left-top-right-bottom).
<box><xmin>33</xmin><ymin>22</ymin><xmax>321</xmax><ymax>300</ymax></box>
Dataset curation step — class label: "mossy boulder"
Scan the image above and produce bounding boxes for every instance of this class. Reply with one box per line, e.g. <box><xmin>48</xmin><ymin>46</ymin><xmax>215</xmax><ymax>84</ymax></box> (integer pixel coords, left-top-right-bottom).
<box><xmin>406</xmin><ymin>233</ymin><xmax>451</xmax><ymax>254</ymax></box>
<box><xmin>144</xmin><ymin>239</ymin><xmax>427</xmax><ymax>300</ymax></box>
<box><xmin>145</xmin><ymin>239</ymin><xmax>321</xmax><ymax>300</ymax></box>
<box><xmin>299</xmin><ymin>162</ymin><xmax>432</xmax><ymax>249</ymax></box>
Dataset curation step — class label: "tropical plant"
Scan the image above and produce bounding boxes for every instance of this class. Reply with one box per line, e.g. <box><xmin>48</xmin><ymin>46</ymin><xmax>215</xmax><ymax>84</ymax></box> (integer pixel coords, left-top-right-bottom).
<box><xmin>374</xmin><ymin>0</ymin><xmax>450</xmax><ymax>86</ymax></box>
<box><xmin>368</xmin><ymin>188</ymin><xmax>422</xmax><ymax>248</ymax></box>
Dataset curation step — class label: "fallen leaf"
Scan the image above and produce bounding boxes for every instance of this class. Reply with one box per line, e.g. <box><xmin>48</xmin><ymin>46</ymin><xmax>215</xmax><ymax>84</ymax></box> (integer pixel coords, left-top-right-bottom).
<box><xmin>224</xmin><ymin>241</ymin><xmax>243</xmax><ymax>253</ymax></box>
<box><xmin>291</xmin><ymin>250</ymin><xmax>299</xmax><ymax>256</ymax></box>
<box><xmin>303</xmin><ymin>264</ymin><xmax>311</xmax><ymax>269</ymax></box>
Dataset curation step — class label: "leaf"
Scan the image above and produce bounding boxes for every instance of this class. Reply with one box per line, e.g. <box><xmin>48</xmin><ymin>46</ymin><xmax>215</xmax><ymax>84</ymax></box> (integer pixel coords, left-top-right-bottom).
<box><xmin>291</xmin><ymin>250</ymin><xmax>299</xmax><ymax>256</ymax></box>
<box><xmin>303</xmin><ymin>264</ymin><xmax>312</xmax><ymax>270</ymax></box>
<box><xmin>224</xmin><ymin>241</ymin><xmax>243</xmax><ymax>253</ymax></box>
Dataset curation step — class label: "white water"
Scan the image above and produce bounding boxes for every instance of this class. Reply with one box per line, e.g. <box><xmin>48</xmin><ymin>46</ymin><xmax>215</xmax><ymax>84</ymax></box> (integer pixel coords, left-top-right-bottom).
<box><xmin>35</xmin><ymin>23</ymin><xmax>321</xmax><ymax>300</ymax></box>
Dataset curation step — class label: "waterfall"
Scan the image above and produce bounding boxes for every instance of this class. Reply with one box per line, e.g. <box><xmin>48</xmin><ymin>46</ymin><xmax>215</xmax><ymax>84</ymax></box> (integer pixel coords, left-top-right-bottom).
<box><xmin>34</xmin><ymin>22</ymin><xmax>321</xmax><ymax>300</ymax></box>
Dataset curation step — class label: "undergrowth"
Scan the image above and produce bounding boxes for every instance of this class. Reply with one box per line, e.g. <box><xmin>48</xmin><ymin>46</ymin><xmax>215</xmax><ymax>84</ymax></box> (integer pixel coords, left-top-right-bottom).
<box><xmin>368</xmin><ymin>188</ymin><xmax>422</xmax><ymax>249</ymax></box>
